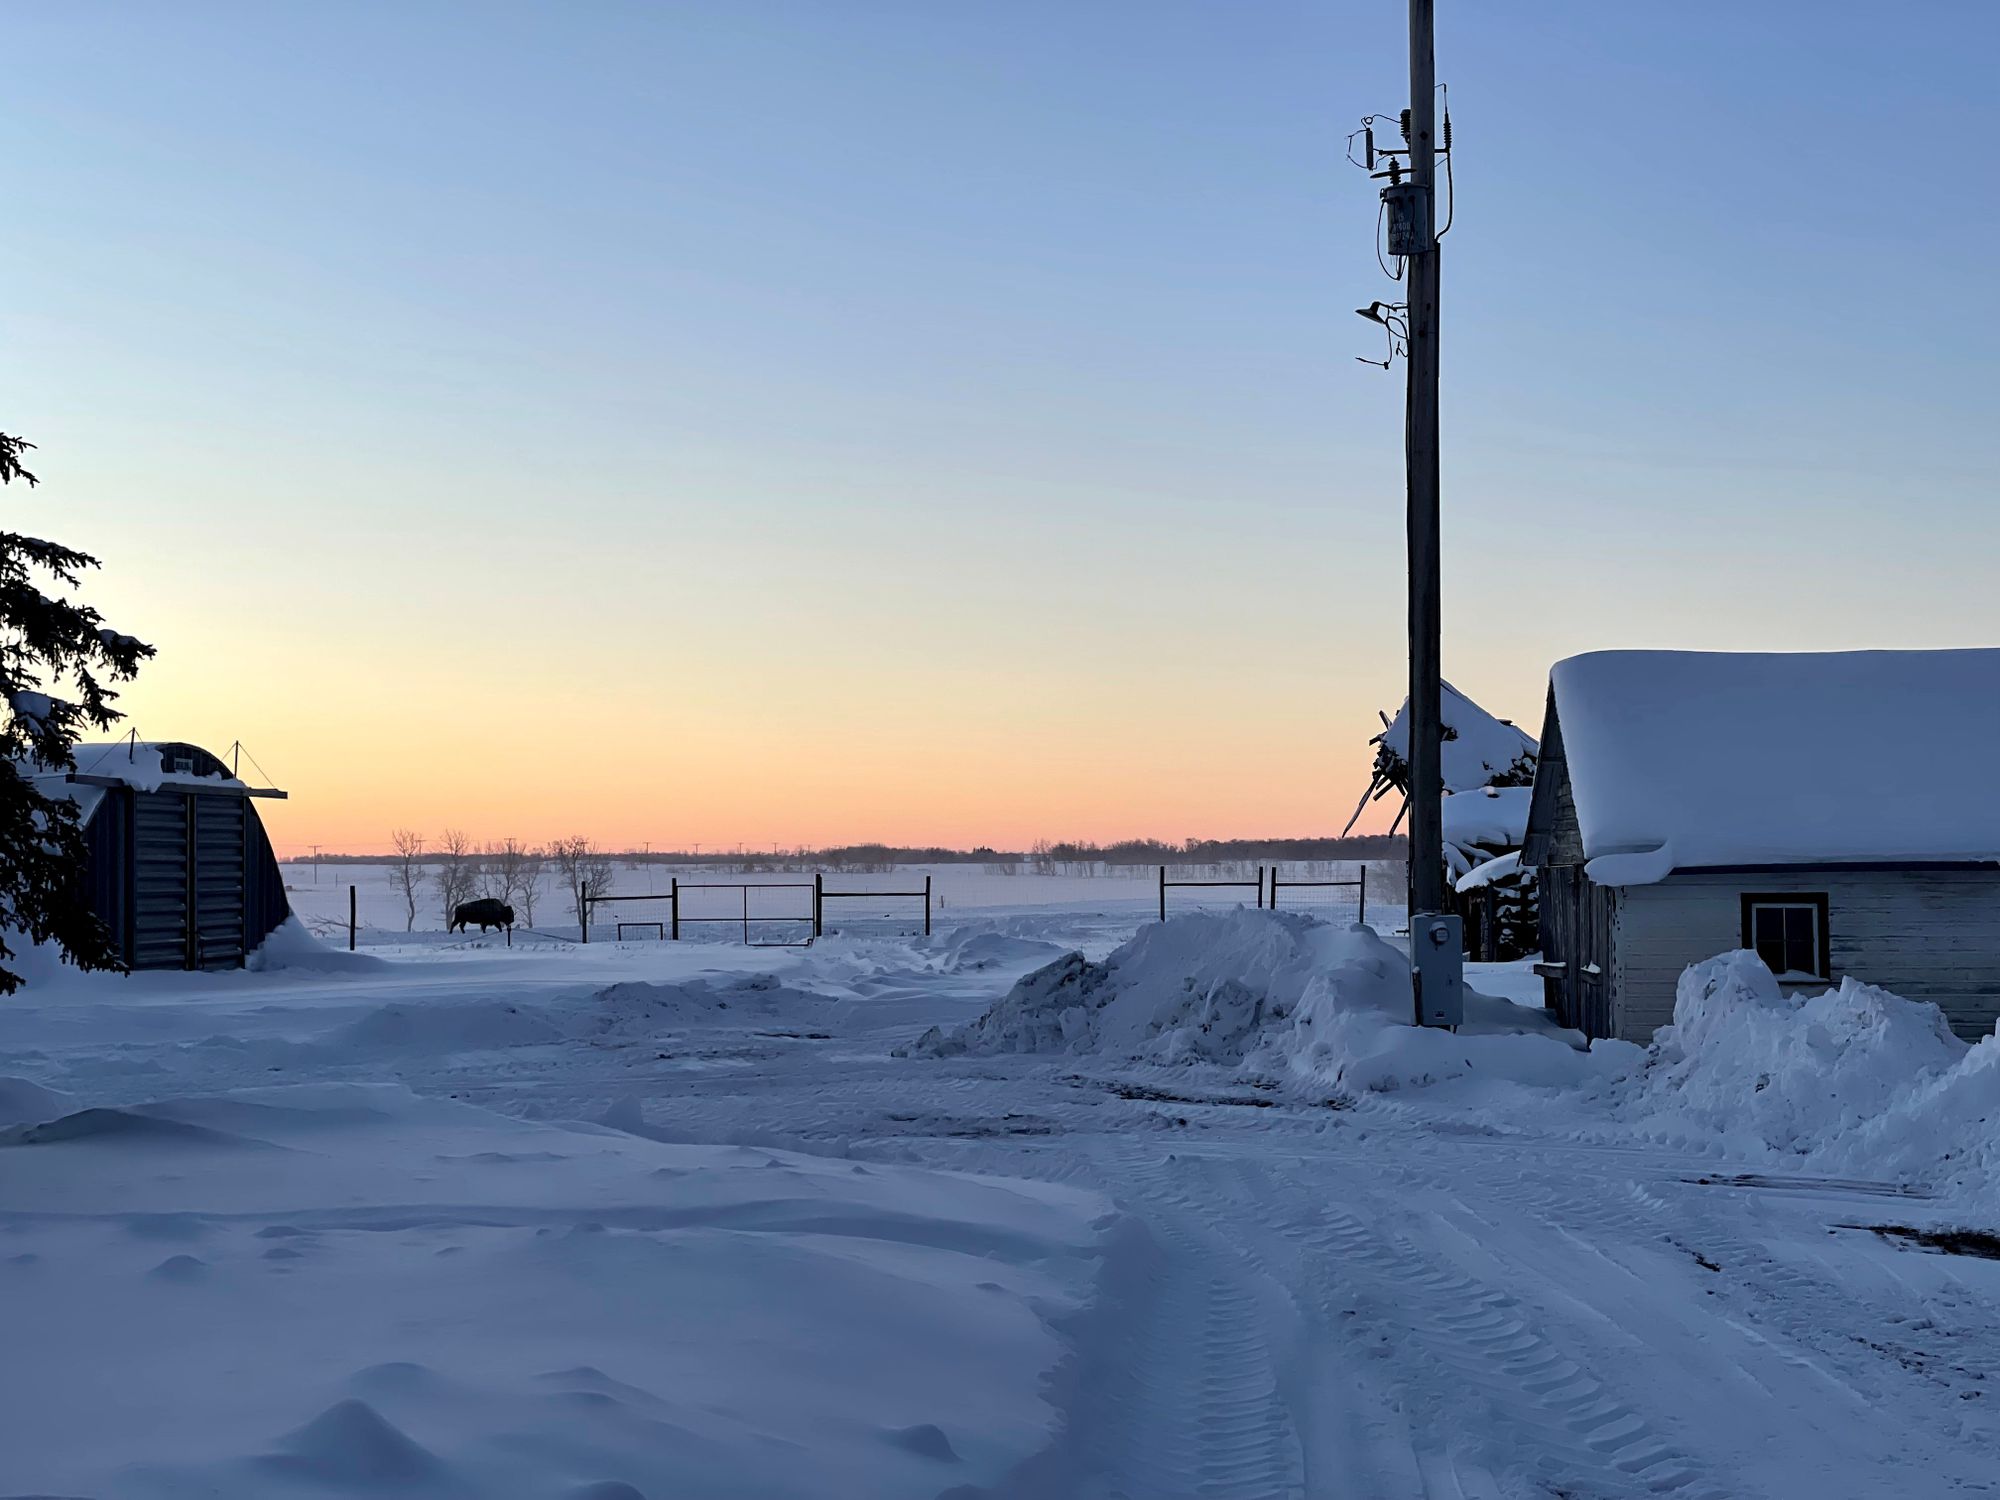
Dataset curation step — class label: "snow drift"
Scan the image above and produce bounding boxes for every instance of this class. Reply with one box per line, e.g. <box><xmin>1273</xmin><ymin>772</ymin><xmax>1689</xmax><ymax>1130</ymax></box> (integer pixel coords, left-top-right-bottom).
<box><xmin>903</xmin><ymin>910</ymin><xmax>1601</xmax><ymax>1094</ymax></box>
<box><xmin>1622</xmin><ymin>951</ymin><xmax>2000</xmax><ymax>1200</ymax></box>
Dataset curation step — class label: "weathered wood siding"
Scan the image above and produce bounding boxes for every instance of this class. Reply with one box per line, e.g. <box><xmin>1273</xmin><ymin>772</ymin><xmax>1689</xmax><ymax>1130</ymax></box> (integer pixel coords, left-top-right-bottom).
<box><xmin>1614</xmin><ymin>868</ymin><xmax>2000</xmax><ymax>1043</ymax></box>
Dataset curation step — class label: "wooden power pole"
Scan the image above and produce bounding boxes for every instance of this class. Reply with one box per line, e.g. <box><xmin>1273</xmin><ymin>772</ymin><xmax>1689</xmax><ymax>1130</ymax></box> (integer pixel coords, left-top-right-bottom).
<box><xmin>1404</xmin><ymin>0</ymin><xmax>1442</xmax><ymax>923</ymax></box>
<box><xmin>1391</xmin><ymin>0</ymin><xmax>1463</xmax><ymax>1025</ymax></box>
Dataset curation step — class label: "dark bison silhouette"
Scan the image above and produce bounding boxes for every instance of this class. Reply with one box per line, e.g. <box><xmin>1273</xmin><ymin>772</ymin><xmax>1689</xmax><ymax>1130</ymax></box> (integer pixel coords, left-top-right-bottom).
<box><xmin>450</xmin><ymin>898</ymin><xmax>515</xmax><ymax>934</ymax></box>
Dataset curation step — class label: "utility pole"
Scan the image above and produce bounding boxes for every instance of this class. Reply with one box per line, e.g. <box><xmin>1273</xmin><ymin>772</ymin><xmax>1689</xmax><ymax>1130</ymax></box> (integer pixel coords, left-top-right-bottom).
<box><xmin>1402</xmin><ymin>0</ymin><xmax>1461</xmax><ymax>1027</ymax></box>
<box><xmin>1357</xmin><ymin>0</ymin><xmax>1461</xmax><ymax>1025</ymax></box>
<box><xmin>309</xmin><ymin>843</ymin><xmax>323</xmax><ymax>884</ymax></box>
<box><xmin>1405</xmin><ymin>0</ymin><xmax>1441</xmax><ymax>923</ymax></box>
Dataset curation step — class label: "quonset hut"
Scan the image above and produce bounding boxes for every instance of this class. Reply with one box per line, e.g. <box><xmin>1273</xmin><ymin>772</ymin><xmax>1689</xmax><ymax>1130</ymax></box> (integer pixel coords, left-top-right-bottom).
<box><xmin>26</xmin><ymin>741</ymin><xmax>290</xmax><ymax>971</ymax></box>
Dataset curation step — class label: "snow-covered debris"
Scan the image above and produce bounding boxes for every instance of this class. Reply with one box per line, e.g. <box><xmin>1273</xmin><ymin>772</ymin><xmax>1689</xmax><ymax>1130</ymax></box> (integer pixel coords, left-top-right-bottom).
<box><xmin>1441</xmin><ymin>784</ymin><xmax>1532</xmax><ymax>850</ymax></box>
<box><xmin>1441</xmin><ymin>784</ymin><xmax>1534</xmax><ymax>878</ymax></box>
<box><xmin>1455</xmin><ymin>850</ymin><xmax>1521</xmax><ymax>892</ymax></box>
<box><xmin>903</xmin><ymin>910</ymin><xmax>1606</xmax><ymax>1094</ymax></box>
<box><xmin>1376</xmin><ymin>681</ymin><xmax>1538</xmax><ymax>794</ymax></box>
<box><xmin>1620</xmin><ymin>951</ymin><xmax>2000</xmax><ymax>1200</ymax></box>
<box><xmin>1552</xmin><ymin>647</ymin><xmax>2000</xmax><ymax>880</ymax></box>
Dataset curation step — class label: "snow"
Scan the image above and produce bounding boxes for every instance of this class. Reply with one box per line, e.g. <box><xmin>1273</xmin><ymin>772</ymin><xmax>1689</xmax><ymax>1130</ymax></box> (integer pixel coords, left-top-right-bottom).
<box><xmin>22</xmin><ymin>739</ymin><xmax>249</xmax><ymax>793</ymax></box>
<box><xmin>1377</xmin><ymin>679</ymin><xmax>1538</xmax><ymax>792</ymax></box>
<box><xmin>1440</xmin><ymin>783</ymin><xmax>1532</xmax><ymax>849</ymax></box>
<box><xmin>0</xmin><ymin>1069</ymin><xmax>1106</xmax><ymax>1498</ymax></box>
<box><xmin>1618</xmin><ymin>949</ymin><xmax>2000</xmax><ymax>1199</ymax></box>
<box><xmin>1553</xmin><ymin>647</ymin><xmax>2000</xmax><ymax>882</ymax></box>
<box><xmin>5</xmin><ymin>901</ymin><xmax>1999</xmax><ymax>1497</ymax></box>
<box><xmin>1455</xmin><ymin>848</ymin><xmax>1520</xmax><ymax>891</ymax></box>
<box><xmin>905</xmin><ymin>908</ymin><xmax>1614</xmax><ymax>1096</ymax></box>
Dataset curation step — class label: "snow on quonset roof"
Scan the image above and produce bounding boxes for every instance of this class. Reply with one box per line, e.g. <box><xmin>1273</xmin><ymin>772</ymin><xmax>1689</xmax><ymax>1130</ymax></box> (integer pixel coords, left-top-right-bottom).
<box><xmin>22</xmin><ymin>741</ymin><xmax>248</xmax><ymax>795</ymax></box>
<box><xmin>1378</xmin><ymin>681</ymin><xmax>1538</xmax><ymax>793</ymax></box>
<box><xmin>1552</xmin><ymin>648</ymin><xmax>2000</xmax><ymax>881</ymax></box>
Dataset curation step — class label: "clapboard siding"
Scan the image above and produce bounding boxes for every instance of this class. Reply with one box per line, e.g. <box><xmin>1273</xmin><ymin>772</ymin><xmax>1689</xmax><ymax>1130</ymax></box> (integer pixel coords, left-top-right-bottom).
<box><xmin>1615</xmin><ymin>869</ymin><xmax>2000</xmax><ymax>1042</ymax></box>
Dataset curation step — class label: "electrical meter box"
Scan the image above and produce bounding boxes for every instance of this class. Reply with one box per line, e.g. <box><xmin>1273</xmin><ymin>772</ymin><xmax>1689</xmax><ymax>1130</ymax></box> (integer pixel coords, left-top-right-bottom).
<box><xmin>1381</xmin><ymin>182</ymin><xmax>1432</xmax><ymax>257</ymax></box>
<box><xmin>1411</xmin><ymin>914</ymin><xmax>1463</xmax><ymax>1028</ymax></box>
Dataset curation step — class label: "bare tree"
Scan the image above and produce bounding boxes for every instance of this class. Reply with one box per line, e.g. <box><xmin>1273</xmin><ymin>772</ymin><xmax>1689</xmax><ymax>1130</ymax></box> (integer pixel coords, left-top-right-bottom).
<box><xmin>435</xmin><ymin>827</ymin><xmax>478</xmax><ymax>927</ymax></box>
<box><xmin>550</xmin><ymin>835</ymin><xmax>615</xmax><ymax>930</ymax></box>
<box><xmin>516</xmin><ymin>844</ymin><xmax>547</xmax><ymax>925</ymax></box>
<box><xmin>480</xmin><ymin>838</ymin><xmax>528</xmax><ymax>906</ymax></box>
<box><xmin>390</xmin><ymin>828</ymin><xmax>425</xmax><ymax>932</ymax></box>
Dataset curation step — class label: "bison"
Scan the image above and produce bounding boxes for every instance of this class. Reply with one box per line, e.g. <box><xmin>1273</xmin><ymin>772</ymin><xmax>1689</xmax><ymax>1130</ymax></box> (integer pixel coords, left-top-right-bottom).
<box><xmin>450</xmin><ymin>898</ymin><xmax>515</xmax><ymax>934</ymax></box>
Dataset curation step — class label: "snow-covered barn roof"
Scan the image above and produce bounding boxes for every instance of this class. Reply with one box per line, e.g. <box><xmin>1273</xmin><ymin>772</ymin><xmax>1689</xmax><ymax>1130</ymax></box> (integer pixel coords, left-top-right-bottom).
<box><xmin>1541</xmin><ymin>647</ymin><xmax>2000</xmax><ymax>883</ymax></box>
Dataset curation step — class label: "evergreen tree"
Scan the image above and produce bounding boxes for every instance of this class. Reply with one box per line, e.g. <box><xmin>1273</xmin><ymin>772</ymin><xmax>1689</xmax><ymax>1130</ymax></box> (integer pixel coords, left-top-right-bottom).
<box><xmin>1</xmin><ymin>431</ymin><xmax>154</xmax><ymax>993</ymax></box>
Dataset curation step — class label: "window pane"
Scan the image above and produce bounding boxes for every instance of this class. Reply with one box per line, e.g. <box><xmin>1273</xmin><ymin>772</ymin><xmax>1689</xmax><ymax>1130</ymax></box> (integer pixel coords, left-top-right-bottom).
<box><xmin>1751</xmin><ymin>907</ymin><xmax>1788</xmax><ymax>972</ymax></box>
<box><xmin>1785</xmin><ymin>907</ymin><xmax>1816</xmax><ymax>975</ymax></box>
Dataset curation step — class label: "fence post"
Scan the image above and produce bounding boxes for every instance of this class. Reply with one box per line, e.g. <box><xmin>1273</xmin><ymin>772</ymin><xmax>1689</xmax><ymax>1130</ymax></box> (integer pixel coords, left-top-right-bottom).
<box><xmin>1159</xmin><ymin>865</ymin><xmax>1167</xmax><ymax>922</ymax></box>
<box><xmin>1358</xmin><ymin>864</ymin><xmax>1367</xmax><ymax>928</ymax></box>
<box><xmin>580</xmin><ymin>892</ymin><xmax>589</xmax><ymax>943</ymax></box>
<box><xmin>1257</xmin><ymin>865</ymin><xmax>1266</xmax><ymax>910</ymax></box>
<box><xmin>348</xmin><ymin>884</ymin><xmax>356</xmax><ymax>952</ymax></box>
<box><xmin>813</xmin><ymin>872</ymin><xmax>823</xmax><ymax>938</ymax></box>
<box><xmin>671</xmin><ymin>876</ymin><xmax>680</xmax><ymax>940</ymax></box>
<box><xmin>924</xmin><ymin>873</ymin><xmax>932</xmax><ymax>937</ymax></box>
<box><xmin>1268</xmin><ymin>866</ymin><xmax>1278</xmax><ymax>911</ymax></box>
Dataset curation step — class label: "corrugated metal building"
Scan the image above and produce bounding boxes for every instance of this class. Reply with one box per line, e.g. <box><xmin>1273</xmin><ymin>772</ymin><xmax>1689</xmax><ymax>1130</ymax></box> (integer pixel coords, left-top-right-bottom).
<box><xmin>36</xmin><ymin>740</ymin><xmax>290</xmax><ymax>971</ymax></box>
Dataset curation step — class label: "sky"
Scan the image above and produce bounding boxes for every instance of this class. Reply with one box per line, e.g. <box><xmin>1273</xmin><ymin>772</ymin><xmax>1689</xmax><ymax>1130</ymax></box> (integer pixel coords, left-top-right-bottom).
<box><xmin>5</xmin><ymin>2</ymin><xmax>1997</xmax><ymax>856</ymax></box>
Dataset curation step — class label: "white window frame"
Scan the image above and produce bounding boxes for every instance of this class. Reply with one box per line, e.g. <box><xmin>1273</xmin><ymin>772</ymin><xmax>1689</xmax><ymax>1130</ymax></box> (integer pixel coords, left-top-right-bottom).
<box><xmin>1742</xmin><ymin>894</ymin><xmax>1829</xmax><ymax>982</ymax></box>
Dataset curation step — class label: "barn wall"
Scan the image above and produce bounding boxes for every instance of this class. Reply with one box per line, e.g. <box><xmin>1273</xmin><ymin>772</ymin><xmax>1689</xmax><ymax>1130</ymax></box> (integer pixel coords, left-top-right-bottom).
<box><xmin>1614</xmin><ymin>868</ymin><xmax>2000</xmax><ymax>1043</ymax></box>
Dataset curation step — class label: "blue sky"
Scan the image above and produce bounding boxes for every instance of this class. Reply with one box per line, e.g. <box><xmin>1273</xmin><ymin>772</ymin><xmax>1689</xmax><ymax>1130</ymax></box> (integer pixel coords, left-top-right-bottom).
<box><xmin>3</xmin><ymin>3</ymin><xmax>1994</xmax><ymax>848</ymax></box>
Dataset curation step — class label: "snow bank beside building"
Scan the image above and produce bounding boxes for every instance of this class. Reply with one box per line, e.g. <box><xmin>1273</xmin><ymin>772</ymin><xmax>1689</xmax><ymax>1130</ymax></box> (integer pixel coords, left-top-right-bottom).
<box><xmin>903</xmin><ymin>911</ymin><xmax>1608</xmax><ymax>1095</ymax></box>
<box><xmin>1620</xmin><ymin>952</ymin><xmax>2000</xmax><ymax>1200</ymax></box>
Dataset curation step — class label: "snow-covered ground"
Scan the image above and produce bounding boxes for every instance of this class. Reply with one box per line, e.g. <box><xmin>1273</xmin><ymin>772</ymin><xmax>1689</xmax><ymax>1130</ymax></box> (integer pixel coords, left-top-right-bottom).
<box><xmin>5</xmin><ymin>905</ymin><xmax>1998</xmax><ymax>1498</ymax></box>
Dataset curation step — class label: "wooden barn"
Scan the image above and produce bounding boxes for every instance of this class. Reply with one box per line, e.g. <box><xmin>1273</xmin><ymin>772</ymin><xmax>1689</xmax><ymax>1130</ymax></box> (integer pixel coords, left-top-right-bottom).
<box><xmin>1522</xmin><ymin>648</ymin><xmax>2000</xmax><ymax>1043</ymax></box>
<box><xmin>29</xmin><ymin>740</ymin><xmax>290</xmax><ymax>971</ymax></box>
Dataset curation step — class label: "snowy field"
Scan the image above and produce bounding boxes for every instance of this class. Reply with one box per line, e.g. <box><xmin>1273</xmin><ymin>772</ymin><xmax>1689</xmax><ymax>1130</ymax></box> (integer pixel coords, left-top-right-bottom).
<box><xmin>4</xmin><ymin>904</ymin><xmax>1999</xmax><ymax>1499</ymax></box>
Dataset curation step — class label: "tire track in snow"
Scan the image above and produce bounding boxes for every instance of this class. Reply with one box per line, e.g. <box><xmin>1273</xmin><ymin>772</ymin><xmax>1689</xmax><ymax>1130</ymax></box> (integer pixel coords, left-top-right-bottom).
<box><xmin>1135</xmin><ymin>1147</ymin><xmax>1728</xmax><ymax>1500</ymax></box>
<box><xmin>996</xmin><ymin>1145</ymin><xmax>1307</xmax><ymax>1500</ymax></box>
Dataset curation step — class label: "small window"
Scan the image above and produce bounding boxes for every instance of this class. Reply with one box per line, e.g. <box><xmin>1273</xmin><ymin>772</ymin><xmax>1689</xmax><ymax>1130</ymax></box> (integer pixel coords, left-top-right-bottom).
<box><xmin>1740</xmin><ymin>893</ymin><xmax>1830</xmax><ymax>981</ymax></box>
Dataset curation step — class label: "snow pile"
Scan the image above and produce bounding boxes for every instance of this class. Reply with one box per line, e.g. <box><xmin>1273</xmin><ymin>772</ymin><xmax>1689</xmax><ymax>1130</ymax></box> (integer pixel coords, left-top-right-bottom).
<box><xmin>248</xmin><ymin>915</ymin><xmax>390</xmax><ymax>973</ymax></box>
<box><xmin>1623</xmin><ymin>952</ymin><xmax>2000</xmax><ymax>1199</ymax></box>
<box><xmin>904</xmin><ymin>911</ymin><xmax>1604</xmax><ymax>1094</ymax></box>
<box><xmin>924</xmin><ymin>921</ymin><xmax>1068</xmax><ymax>974</ymax></box>
<box><xmin>0</xmin><ymin>1076</ymin><xmax>76</xmax><ymax>1127</ymax></box>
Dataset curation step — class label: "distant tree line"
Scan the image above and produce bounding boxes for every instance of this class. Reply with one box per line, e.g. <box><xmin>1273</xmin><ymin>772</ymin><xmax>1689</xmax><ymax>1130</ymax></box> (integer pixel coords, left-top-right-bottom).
<box><xmin>290</xmin><ymin>833</ymin><xmax>1405</xmax><ymax>877</ymax></box>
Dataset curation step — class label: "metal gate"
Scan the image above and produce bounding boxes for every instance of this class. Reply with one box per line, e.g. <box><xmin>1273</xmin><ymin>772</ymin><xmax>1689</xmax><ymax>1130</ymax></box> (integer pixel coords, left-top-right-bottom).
<box><xmin>128</xmin><ymin>790</ymin><xmax>248</xmax><ymax>970</ymax></box>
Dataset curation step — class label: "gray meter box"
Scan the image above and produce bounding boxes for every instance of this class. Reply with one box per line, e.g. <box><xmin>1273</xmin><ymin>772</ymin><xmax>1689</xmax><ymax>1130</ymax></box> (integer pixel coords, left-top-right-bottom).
<box><xmin>1411</xmin><ymin>914</ymin><xmax>1463</xmax><ymax>1028</ymax></box>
